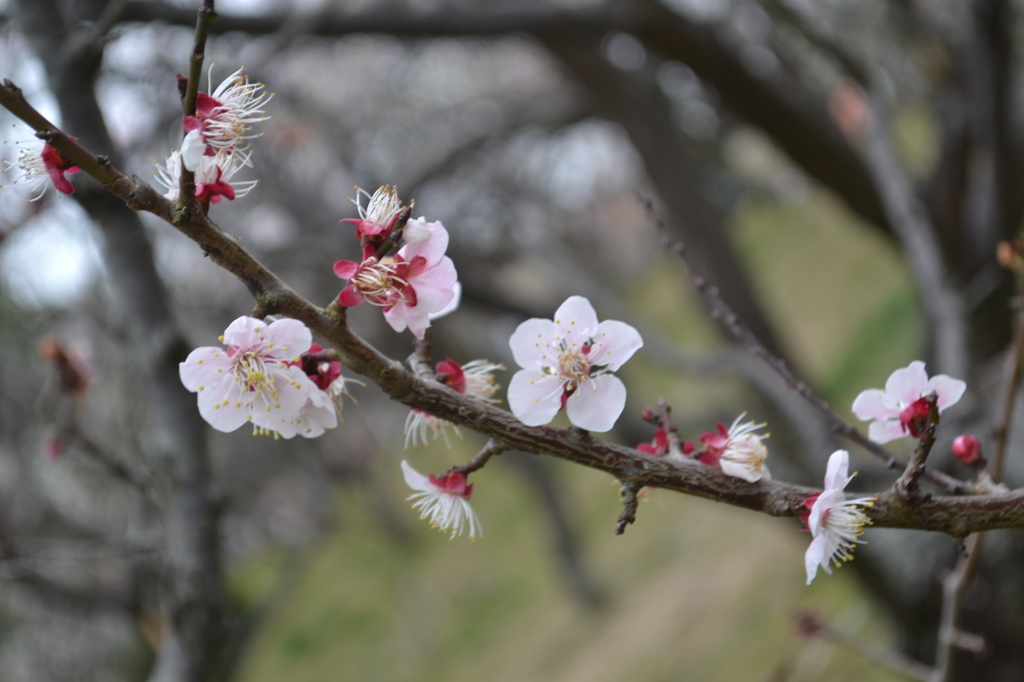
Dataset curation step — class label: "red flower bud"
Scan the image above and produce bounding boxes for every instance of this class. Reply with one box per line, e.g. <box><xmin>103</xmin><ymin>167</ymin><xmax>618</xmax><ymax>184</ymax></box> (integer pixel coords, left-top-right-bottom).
<box><xmin>951</xmin><ymin>434</ymin><xmax>982</xmax><ymax>467</ymax></box>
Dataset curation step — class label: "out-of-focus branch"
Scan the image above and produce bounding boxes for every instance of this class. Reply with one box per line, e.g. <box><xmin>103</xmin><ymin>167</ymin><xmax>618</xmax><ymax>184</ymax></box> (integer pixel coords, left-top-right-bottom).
<box><xmin>991</xmin><ymin>274</ymin><xmax>1024</xmax><ymax>482</ymax></box>
<box><xmin>643</xmin><ymin>195</ymin><xmax>972</xmax><ymax>495</ymax></box>
<box><xmin>795</xmin><ymin>610</ymin><xmax>934</xmax><ymax>681</ymax></box>
<box><xmin>862</xmin><ymin>94</ymin><xmax>970</xmax><ymax>380</ymax></box>
<box><xmin>932</xmin><ymin>533</ymin><xmax>988</xmax><ymax>682</ymax></box>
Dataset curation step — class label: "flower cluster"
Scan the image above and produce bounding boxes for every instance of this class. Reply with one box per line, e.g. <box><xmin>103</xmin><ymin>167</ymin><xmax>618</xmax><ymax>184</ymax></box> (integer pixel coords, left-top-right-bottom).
<box><xmin>153</xmin><ymin>67</ymin><xmax>267</xmax><ymax>204</ymax></box>
<box><xmin>852</xmin><ymin>361</ymin><xmax>966</xmax><ymax>444</ymax></box>
<box><xmin>802</xmin><ymin>450</ymin><xmax>875</xmax><ymax>584</ymax></box>
<box><xmin>179</xmin><ymin>316</ymin><xmax>350</xmax><ymax>439</ymax></box>
<box><xmin>508</xmin><ymin>296</ymin><xmax>643</xmax><ymax>432</ymax></box>
<box><xmin>405</xmin><ymin>358</ymin><xmax>504</xmax><ymax>448</ymax></box>
<box><xmin>334</xmin><ymin>187</ymin><xmax>459</xmax><ymax>339</ymax></box>
<box><xmin>1</xmin><ymin>128</ymin><xmax>81</xmax><ymax>200</ymax></box>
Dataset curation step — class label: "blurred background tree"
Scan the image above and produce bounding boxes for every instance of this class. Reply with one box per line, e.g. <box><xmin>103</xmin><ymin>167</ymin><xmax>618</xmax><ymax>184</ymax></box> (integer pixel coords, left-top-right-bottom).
<box><xmin>0</xmin><ymin>0</ymin><xmax>1021</xmax><ymax>680</ymax></box>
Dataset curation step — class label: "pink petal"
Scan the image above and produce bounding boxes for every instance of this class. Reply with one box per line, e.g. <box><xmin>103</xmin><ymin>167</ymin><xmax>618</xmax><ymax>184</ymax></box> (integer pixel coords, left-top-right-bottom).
<box><xmin>398</xmin><ymin>220</ymin><xmax>449</xmax><ymax>267</ymax></box>
<box><xmin>885</xmin><ymin>361</ymin><xmax>928</xmax><ymax>406</ymax></box>
<box><xmin>925</xmin><ymin>375</ymin><xmax>967</xmax><ymax>412</ymax></box>
<box><xmin>851</xmin><ymin>389</ymin><xmax>900</xmax><ymax>421</ymax></box>
<box><xmin>507</xmin><ymin>370</ymin><xmax>563</xmax><ymax>426</ymax></box>
<box><xmin>383</xmin><ymin>301</ymin><xmax>430</xmax><ymax>339</ymax></box>
<box><xmin>338</xmin><ymin>286</ymin><xmax>364</xmax><ymax>307</ymax></box>
<box><xmin>47</xmin><ymin>167</ymin><xmax>75</xmax><ymax>195</ymax></box>
<box><xmin>822</xmin><ymin>449</ymin><xmax>850</xmax><ymax>491</ymax></box>
<box><xmin>194</xmin><ymin>93</ymin><xmax>220</xmax><ymax>119</ymax></box>
<box><xmin>565</xmin><ymin>373</ymin><xmax>626</xmax><ymax>432</ymax></box>
<box><xmin>401</xmin><ymin>459</ymin><xmax>433</xmax><ymax>492</ymax></box>
<box><xmin>509</xmin><ymin>318</ymin><xmax>557</xmax><ymax>369</ymax></box>
<box><xmin>406</xmin><ymin>257</ymin><xmax>458</xmax><ymax>314</ymax></box>
<box><xmin>333</xmin><ymin>260</ymin><xmax>359</xmax><ymax>280</ymax></box>
<box><xmin>179</xmin><ymin>346</ymin><xmax>233</xmax><ymax>391</ymax></box>
<box><xmin>428</xmin><ymin>281</ymin><xmax>461</xmax><ymax>321</ymax></box>
<box><xmin>868</xmin><ymin>419</ymin><xmax>909</xmax><ymax>444</ymax></box>
<box><xmin>592</xmin><ymin>320</ymin><xmax>643</xmax><ymax>371</ymax></box>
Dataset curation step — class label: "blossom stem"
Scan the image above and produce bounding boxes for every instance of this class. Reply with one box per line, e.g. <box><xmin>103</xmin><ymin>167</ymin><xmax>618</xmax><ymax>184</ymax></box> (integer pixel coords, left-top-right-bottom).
<box><xmin>449</xmin><ymin>439</ymin><xmax>507</xmax><ymax>478</ymax></box>
<box><xmin>183</xmin><ymin>0</ymin><xmax>218</xmax><ymax>118</ymax></box>
<box><xmin>894</xmin><ymin>395</ymin><xmax>940</xmax><ymax>500</ymax></box>
<box><xmin>373</xmin><ymin>206</ymin><xmax>412</xmax><ymax>259</ymax></box>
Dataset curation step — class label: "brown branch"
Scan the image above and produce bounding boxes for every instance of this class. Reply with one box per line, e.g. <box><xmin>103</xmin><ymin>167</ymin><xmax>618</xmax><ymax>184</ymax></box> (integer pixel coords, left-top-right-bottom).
<box><xmin>614</xmin><ymin>481</ymin><xmax>641</xmax><ymax>536</ymax></box>
<box><xmin>3</xmin><ymin>93</ymin><xmax>1024</xmax><ymax>537</ymax></box>
<box><xmin>641</xmin><ymin>195</ymin><xmax>972</xmax><ymax>495</ymax></box>
<box><xmin>449</xmin><ymin>439</ymin><xmax>506</xmax><ymax>478</ymax></box>
<box><xmin>991</xmin><ymin>272</ymin><xmax>1024</xmax><ymax>482</ymax></box>
<box><xmin>932</xmin><ymin>533</ymin><xmax>987</xmax><ymax>682</ymax></box>
<box><xmin>183</xmin><ymin>0</ymin><xmax>217</xmax><ymax>118</ymax></box>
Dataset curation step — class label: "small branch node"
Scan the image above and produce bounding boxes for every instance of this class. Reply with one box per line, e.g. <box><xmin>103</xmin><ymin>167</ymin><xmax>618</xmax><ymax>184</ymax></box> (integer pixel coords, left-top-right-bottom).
<box><xmin>615</xmin><ymin>481</ymin><xmax>641</xmax><ymax>535</ymax></box>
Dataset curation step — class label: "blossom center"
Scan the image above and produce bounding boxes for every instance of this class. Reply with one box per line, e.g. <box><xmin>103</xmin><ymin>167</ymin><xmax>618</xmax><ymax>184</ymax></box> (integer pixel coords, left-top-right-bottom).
<box><xmin>352</xmin><ymin>259</ymin><xmax>408</xmax><ymax>306</ymax></box>
<box><xmin>557</xmin><ymin>349</ymin><xmax>590</xmax><ymax>386</ymax></box>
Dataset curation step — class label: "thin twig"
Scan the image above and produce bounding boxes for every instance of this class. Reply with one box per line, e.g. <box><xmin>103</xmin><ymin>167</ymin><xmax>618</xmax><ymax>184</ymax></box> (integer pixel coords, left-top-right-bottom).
<box><xmin>615</xmin><ymin>481</ymin><xmax>640</xmax><ymax>535</ymax></box>
<box><xmin>449</xmin><ymin>439</ymin><xmax>506</xmax><ymax>478</ymax></box>
<box><xmin>795</xmin><ymin>610</ymin><xmax>934</xmax><ymax>681</ymax></box>
<box><xmin>893</xmin><ymin>396</ymin><xmax>940</xmax><ymax>500</ymax></box>
<box><xmin>932</xmin><ymin>533</ymin><xmax>988</xmax><ymax>682</ymax></box>
<box><xmin>640</xmin><ymin>196</ymin><xmax>970</xmax><ymax>494</ymax></box>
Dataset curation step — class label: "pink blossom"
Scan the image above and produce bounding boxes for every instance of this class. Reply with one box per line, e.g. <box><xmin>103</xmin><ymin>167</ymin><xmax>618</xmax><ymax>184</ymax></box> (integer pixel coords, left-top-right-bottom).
<box><xmin>803</xmin><ymin>450</ymin><xmax>875</xmax><ymax>585</ymax></box>
<box><xmin>507</xmin><ymin>296</ymin><xmax>642</xmax><ymax>432</ymax></box>
<box><xmin>152</xmin><ymin>150</ymin><xmax>257</xmax><ymax>204</ymax></box>
<box><xmin>852</xmin><ymin>361</ymin><xmax>966</xmax><ymax>444</ymax></box>
<box><xmin>180</xmin><ymin>66</ymin><xmax>271</xmax><ymax>170</ymax></box>
<box><xmin>1</xmin><ymin>134</ymin><xmax>80</xmax><ymax>200</ymax></box>
<box><xmin>333</xmin><ymin>220</ymin><xmax>458</xmax><ymax>339</ymax></box>
<box><xmin>637</xmin><ymin>428</ymin><xmax>669</xmax><ymax>455</ymax></box>
<box><xmin>179</xmin><ymin>316</ymin><xmax>312</xmax><ymax>433</ymax></box>
<box><xmin>401</xmin><ymin>460</ymin><xmax>482</xmax><ymax>540</ymax></box>
<box><xmin>698</xmin><ymin>414</ymin><xmax>771</xmax><ymax>482</ymax></box>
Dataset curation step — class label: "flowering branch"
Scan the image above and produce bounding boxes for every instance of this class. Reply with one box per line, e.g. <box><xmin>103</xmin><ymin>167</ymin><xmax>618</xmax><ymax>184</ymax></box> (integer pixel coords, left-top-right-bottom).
<box><xmin>640</xmin><ymin>195</ymin><xmax>972</xmax><ymax>495</ymax></box>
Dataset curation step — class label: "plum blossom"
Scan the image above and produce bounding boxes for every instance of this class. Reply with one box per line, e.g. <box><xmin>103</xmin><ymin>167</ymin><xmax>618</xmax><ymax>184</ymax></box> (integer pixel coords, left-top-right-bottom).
<box><xmin>507</xmin><ymin>296</ymin><xmax>642</xmax><ymax>432</ymax></box>
<box><xmin>261</xmin><ymin>344</ymin><xmax>351</xmax><ymax>439</ymax></box>
<box><xmin>1</xmin><ymin>133</ymin><xmax>80</xmax><ymax>199</ymax></box>
<box><xmin>803</xmin><ymin>450</ymin><xmax>875</xmax><ymax>585</ymax></box>
<box><xmin>152</xmin><ymin>150</ymin><xmax>257</xmax><ymax>204</ymax></box>
<box><xmin>698</xmin><ymin>414</ymin><xmax>771</xmax><ymax>482</ymax></box>
<box><xmin>405</xmin><ymin>358</ymin><xmax>504</xmax><ymax>448</ymax></box>
<box><xmin>852</xmin><ymin>361</ymin><xmax>966</xmax><ymax>444</ymax></box>
<box><xmin>181</xmin><ymin>66</ymin><xmax>271</xmax><ymax>170</ymax></box>
<box><xmin>401</xmin><ymin>460</ymin><xmax>482</xmax><ymax>540</ymax></box>
<box><xmin>179</xmin><ymin>316</ymin><xmax>312</xmax><ymax>433</ymax></box>
<box><xmin>340</xmin><ymin>185</ymin><xmax>408</xmax><ymax>240</ymax></box>
<box><xmin>333</xmin><ymin>219</ymin><xmax>458</xmax><ymax>339</ymax></box>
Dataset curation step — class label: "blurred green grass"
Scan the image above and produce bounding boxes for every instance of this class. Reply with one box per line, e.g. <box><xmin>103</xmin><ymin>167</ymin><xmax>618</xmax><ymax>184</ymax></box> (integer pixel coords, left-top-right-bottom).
<box><xmin>235</xmin><ymin>184</ymin><xmax>923</xmax><ymax>681</ymax></box>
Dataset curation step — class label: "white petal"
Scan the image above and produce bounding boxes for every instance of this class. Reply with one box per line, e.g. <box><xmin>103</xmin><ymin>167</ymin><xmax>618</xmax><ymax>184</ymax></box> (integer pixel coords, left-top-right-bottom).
<box><xmin>401</xmin><ymin>460</ymin><xmax>433</xmax><ymax>492</ymax></box>
<box><xmin>823</xmin><ymin>450</ymin><xmax>850</xmax><ymax>491</ymax></box>
<box><xmin>428</xmin><ymin>281</ymin><xmax>461</xmax><ymax>321</ymax></box>
<box><xmin>565</xmin><ymin>373</ymin><xmax>626</xmax><ymax>433</ymax></box>
<box><xmin>851</xmin><ymin>389</ymin><xmax>900</xmax><ymax>421</ymax></box>
<box><xmin>402</xmin><ymin>217</ymin><xmax>431</xmax><ymax>244</ymax></box>
<box><xmin>180</xmin><ymin>129</ymin><xmax>205</xmax><ymax>171</ymax></box>
<box><xmin>720</xmin><ymin>459</ymin><xmax>762</xmax><ymax>482</ymax></box>
<box><xmin>197</xmin><ymin>378</ymin><xmax>248</xmax><ymax>432</ymax></box>
<box><xmin>223</xmin><ymin>316</ymin><xmax>263</xmax><ymax>349</ymax></box>
<box><xmin>553</xmin><ymin>296</ymin><xmax>599</xmax><ymax>346</ymax></box>
<box><xmin>925</xmin><ymin>375</ymin><xmax>967</xmax><ymax>412</ymax></box>
<box><xmin>264</xmin><ymin>318</ymin><xmax>312</xmax><ymax>357</ymax></box>
<box><xmin>407</xmin><ymin>256</ymin><xmax>458</xmax><ymax>314</ymax></box>
<box><xmin>868</xmin><ymin>419</ymin><xmax>908</xmax><ymax>444</ymax></box>
<box><xmin>592</xmin><ymin>320</ymin><xmax>643</xmax><ymax>371</ymax></box>
<box><xmin>179</xmin><ymin>346</ymin><xmax>233</xmax><ymax>391</ymax></box>
<box><xmin>509</xmin><ymin>318</ymin><xmax>557</xmax><ymax>369</ymax></box>
<box><xmin>507</xmin><ymin>370</ymin><xmax>563</xmax><ymax>426</ymax></box>
<box><xmin>805</xmin><ymin>533</ymin><xmax>829</xmax><ymax>585</ymax></box>
<box><xmin>807</xmin><ymin>490</ymin><xmax>845</xmax><ymax>535</ymax></box>
<box><xmin>885</xmin><ymin>361</ymin><xmax>928</xmax><ymax>405</ymax></box>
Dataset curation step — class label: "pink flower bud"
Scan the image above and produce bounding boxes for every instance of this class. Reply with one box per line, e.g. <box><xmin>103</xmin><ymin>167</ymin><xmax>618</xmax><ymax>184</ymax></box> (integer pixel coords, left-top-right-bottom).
<box><xmin>952</xmin><ymin>434</ymin><xmax>982</xmax><ymax>467</ymax></box>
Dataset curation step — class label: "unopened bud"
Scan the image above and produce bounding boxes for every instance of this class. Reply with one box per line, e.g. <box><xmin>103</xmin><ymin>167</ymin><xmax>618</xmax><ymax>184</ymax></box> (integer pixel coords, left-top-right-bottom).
<box><xmin>952</xmin><ymin>434</ymin><xmax>983</xmax><ymax>467</ymax></box>
<box><xmin>641</xmin><ymin>406</ymin><xmax>658</xmax><ymax>424</ymax></box>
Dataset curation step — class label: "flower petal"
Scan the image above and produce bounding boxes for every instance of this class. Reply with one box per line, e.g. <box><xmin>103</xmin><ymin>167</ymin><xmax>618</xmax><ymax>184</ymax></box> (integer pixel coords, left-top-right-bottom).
<box><xmin>401</xmin><ymin>459</ymin><xmax>433</xmax><ymax>492</ymax></box>
<box><xmin>565</xmin><ymin>373</ymin><xmax>627</xmax><ymax>432</ymax></box>
<box><xmin>719</xmin><ymin>459</ymin><xmax>763</xmax><ymax>482</ymax></box>
<box><xmin>197</xmin><ymin>378</ymin><xmax>248</xmax><ymax>432</ymax></box>
<box><xmin>428</xmin><ymin>281</ymin><xmax>461</xmax><ymax>321</ymax></box>
<box><xmin>181</xmin><ymin>129</ymin><xmax>206</xmax><ymax>171</ymax></box>
<box><xmin>398</xmin><ymin>220</ymin><xmax>449</xmax><ymax>267</ymax></box>
<box><xmin>179</xmin><ymin>346</ymin><xmax>233</xmax><ymax>391</ymax></box>
<box><xmin>823</xmin><ymin>449</ymin><xmax>851</xmax><ymax>491</ymax></box>
<box><xmin>868</xmin><ymin>419</ymin><xmax>908</xmax><ymax>444</ymax></box>
<box><xmin>553</xmin><ymin>296</ymin><xmax>599</xmax><ymax>347</ymax></box>
<box><xmin>509</xmin><ymin>318</ymin><xmax>557</xmax><ymax>369</ymax></box>
<box><xmin>851</xmin><ymin>389</ymin><xmax>900</xmax><ymax>421</ymax></box>
<box><xmin>264</xmin><ymin>318</ymin><xmax>312</xmax><ymax>357</ymax></box>
<box><xmin>805</xmin><ymin>533</ymin><xmax>829</xmax><ymax>585</ymax></box>
<box><xmin>507</xmin><ymin>370</ymin><xmax>563</xmax><ymax>426</ymax></box>
<box><xmin>925</xmin><ymin>375</ymin><xmax>967</xmax><ymax>412</ymax></box>
<box><xmin>223</xmin><ymin>316</ymin><xmax>263</xmax><ymax>349</ymax></box>
<box><xmin>885</xmin><ymin>361</ymin><xmax>928</xmax><ymax>406</ymax></box>
<box><xmin>592</xmin><ymin>319</ymin><xmax>643</xmax><ymax>371</ymax></box>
